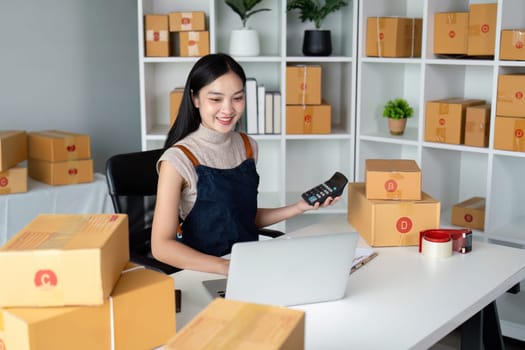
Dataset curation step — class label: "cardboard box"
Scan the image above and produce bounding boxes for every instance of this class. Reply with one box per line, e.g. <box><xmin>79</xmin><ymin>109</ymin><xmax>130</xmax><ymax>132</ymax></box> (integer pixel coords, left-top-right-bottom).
<box><xmin>467</xmin><ymin>3</ymin><xmax>497</xmax><ymax>56</ymax></box>
<box><xmin>0</xmin><ymin>264</ymin><xmax>176</xmax><ymax>350</ymax></box>
<box><xmin>365</xmin><ymin>159</ymin><xmax>421</xmax><ymax>200</ymax></box>
<box><xmin>451</xmin><ymin>197</ymin><xmax>485</xmax><ymax>231</ymax></box>
<box><xmin>500</xmin><ymin>29</ymin><xmax>525</xmax><ymax>61</ymax></box>
<box><xmin>0</xmin><ymin>214</ymin><xmax>129</xmax><ymax>307</ymax></box>
<box><xmin>170</xmin><ymin>87</ymin><xmax>184</xmax><ymax>126</ymax></box>
<box><xmin>179</xmin><ymin>31</ymin><xmax>210</xmax><ymax>57</ymax></box>
<box><xmin>496</xmin><ymin>74</ymin><xmax>525</xmax><ymax>118</ymax></box>
<box><xmin>366</xmin><ymin>17</ymin><xmax>422</xmax><ymax>57</ymax></box>
<box><xmin>286</xmin><ymin>65</ymin><xmax>322</xmax><ymax>105</ymax></box>
<box><xmin>0</xmin><ymin>130</ymin><xmax>27</xmax><ymax>172</ymax></box>
<box><xmin>28</xmin><ymin>158</ymin><xmax>94</xmax><ymax>185</ymax></box>
<box><xmin>169</xmin><ymin>11</ymin><xmax>206</xmax><ymax>32</ymax></box>
<box><xmin>425</xmin><ymin>98</ymin><xmax>486</xmax><ymax>144</ymax></box>
<box><xmin>434</xmin><ymin>12</ymin><xmax>469</xmax><ymax>55</ymax></box>
<box><xmin>28</xmin><ymin>130</ymin><xmax>91</xmax><ymax>162</ymax></box>
<box><xmin>144</xmin><ymin>14</ymin><xmax>170</xmax><ymax>57</ymax></box>
<box><xmin>464</xmin><ymin>104</ymin><xmax>491</xmax><ymax>147</ymax></box>
<box><xmin>0</xmin><ymin>166</ymin><xmax>27</xmax><ymax>195</ymax></box>
<box><xmin>165</xmin><ymin>298</ymin><xmax>304</xmax><ymax>350</ymax></box>
<box><xmin>493</xmin><ymin>116</ymin><xmax>525</xmax><ymax>152</ymax></box>
<box><xmin>348</xmin><ymin>183</ymin><xmax>440</xmax><ymax>247</ymax></box>
<box><xmin>286</xmin><ymin>102</ymin><xmax>331</xmax><ymax>134</ymax></box>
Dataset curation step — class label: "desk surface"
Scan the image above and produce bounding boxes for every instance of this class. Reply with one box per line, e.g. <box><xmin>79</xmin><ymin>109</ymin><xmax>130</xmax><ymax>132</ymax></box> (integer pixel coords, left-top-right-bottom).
<box><xmin>0</xmin><ymin>173</ymin><xmax>114</xmax><ymax>245</ymax></box>
<box><xmin>170</xmin><ymin>219</ymin><xmax>525</xmax><ymax>350</ymax></box>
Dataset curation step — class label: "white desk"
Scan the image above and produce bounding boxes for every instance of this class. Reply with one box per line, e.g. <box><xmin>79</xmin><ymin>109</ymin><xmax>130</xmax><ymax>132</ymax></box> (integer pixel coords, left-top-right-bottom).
<box><xmin>170</xmin><ymin>221</ymin><xmax>525</xmax><ymax>349</ymax></box>
<box><xmin>0</xmin><ymin>173</ymin><xmax>114</xmax><ymax>246</ymax></box>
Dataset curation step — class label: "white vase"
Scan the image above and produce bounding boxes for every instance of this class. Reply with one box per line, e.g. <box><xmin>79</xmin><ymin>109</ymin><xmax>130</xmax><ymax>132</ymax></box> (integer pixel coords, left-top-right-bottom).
<box><xmin>229</xmin><ymin>28</ymin><xmax>260</xmax><ymax>56</ymax></box>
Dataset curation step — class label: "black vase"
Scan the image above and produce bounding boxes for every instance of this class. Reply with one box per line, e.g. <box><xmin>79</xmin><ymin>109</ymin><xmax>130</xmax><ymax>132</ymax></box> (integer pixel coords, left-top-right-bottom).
<box><xmin>303</xmin><ymin>30</ymin><xmax>332</xmax><ymax>56</ymax></box>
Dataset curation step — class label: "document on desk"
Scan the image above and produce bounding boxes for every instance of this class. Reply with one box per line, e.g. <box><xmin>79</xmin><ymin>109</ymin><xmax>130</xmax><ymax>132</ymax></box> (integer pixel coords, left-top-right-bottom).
<box><xmin>351</xmin><ymin>247</ymin><xmax>378</xmax><ymax>274</ymax></box>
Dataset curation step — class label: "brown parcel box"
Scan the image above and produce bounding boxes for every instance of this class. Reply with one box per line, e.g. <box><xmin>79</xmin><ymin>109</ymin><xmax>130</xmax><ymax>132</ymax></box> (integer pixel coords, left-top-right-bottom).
<box><xmin>348</xmin><ymin>183</ymin><xmax>440</xmax><ymax>247</ymax></box>
<box><xmin>366</xmin><ymin>17</ymin><xmax>422</xmax><ymax>57</ymax></box>
<box><xmin>451</xmin><ymin>197</ymin><xmax>485</xmax><ymax>231</ymax></box>
<box><xmin>165</xmin><ymin>298</ymin><xmax>305</xmax><ymax>350</ymax></box>
<box><xmin>0</xmin><ymin>264</ymin><xmax>176</xmax><ymax>350</ymax></box>
<box><xmin>179</xmin><ymin>31</ymin><xmax>210</xmax><ymax>57</ymax></box>
<box><xmin>500</xmin><ymin>30</ymin><xmax>525</xmax><ymax>61</ymax></box>
<box><xmin>425</xmin><ymin>98</ymin><xmax>486</xmax><ymax>144</ymax></box>
<box><xmin>0</xmin><ymin>166</ymin><xmax>27</xmax><ymax>195</ymax></box>
<box><xmin>144</xmin><ymin>14</ymin><xmax>170</xmax><ymax>57</ymax></box>
<box><xmin>467</xmin><ymin>3</ymin><xmax>497</xmax><ymax>56</ymax></box>
<box><xmin>28</xmin><ymin>130</ymin><xmax>91</xmax><ymax>162</ymax></box>
<box><xmin>496</xmin><ymin>74</ymin><xmax>525</xmax><ymax>118</ymax></box>
<box><xmin>286</xmin><ymin>65</ymin><xmax>322</xmax><ymax>105</ymax></box>
<box><xmin>28</xmin><ymin>158</ymin><xmax>94</xmax><ymax>185</ymax></box>
<box><xmin>0</xmin><ymin>130</ymin><xmax>27</xmax><ymax>172</ymax></box>
<box><xmin>434</xmin><ymin>12</ymin><xmax>469</xmax><ymax>55</ymax></box>
<box><xmin>493</xmin><ymin>116</ymin><xmax>525</xmax><ymax>152</ymax></box>
<box><xmin>170</xmin><ymin>87</ymin><xmax>184</xmax><ymax>126</ymax></box>
<box><xmin>169</xmin><ymin>11</ymin><xmax>206</xmax><ymax>32</ymax></box>
<box><xmin>365</xmin><ymin>159</ymin><xmax>421</xmax><ymax>201</ymax></box>
<box><xmin>286</xmin><ymin>102</ymin><xmax>331</xmax><ymax>134</ymax></box>
<box><xmin>464</xmin><ymin>104</ymin><xmax>491</xmax><ymax>147</ymax></box>
<box><xmin>0</xmin><ymin>214</ymin><xmax>129</xmax><ymax>307</ymax></box>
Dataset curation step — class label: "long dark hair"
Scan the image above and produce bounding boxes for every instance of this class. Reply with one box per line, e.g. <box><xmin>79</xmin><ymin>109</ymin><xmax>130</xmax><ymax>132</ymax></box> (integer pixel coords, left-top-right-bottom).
<box><xmin>163</xmin><ymin>53</ymin><xmax>247</xmax><ymax>149</ymax></box>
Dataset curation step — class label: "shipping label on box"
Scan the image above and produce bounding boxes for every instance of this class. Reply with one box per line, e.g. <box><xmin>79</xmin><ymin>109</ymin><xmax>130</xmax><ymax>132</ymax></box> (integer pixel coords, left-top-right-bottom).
<box><xmin>286</xmin><ymin>102</ymin><xmax>331</xmax><ymax>134</ymax></box>
<box><xmin>500</xmin><ymin>30</ymin><xmax>525</xmax><ymax>61</ymax></box>
<box><xmin>425</xmin><ymin>98</ymin><xmax>486</xmax><ymax>144</ymax></box>
<box><xmin>169</xmin><ymin>11</ymin><xmax>206</xmax><ymax>32</ymax></box>
<box><xmin>365</xmin><ymin>159</ymin><xmax>421</xmax><ymax>200</ymax></box>
<box><xmin>28</xmin><ymin>130</ymin><xmax>90</xmax><ymax>162</ymax></box>
<box><xmin>348</xmin><ymin>183</ymin><xmax>440</xmax><ymax>247</ymax></box>
<box><xmin>366</xmin><ymin>17</ymin><xmax>422</xmax><ymax>57</ymax></box>
<box><xmin>179</xmin><ymin>31</ymin><xmax>209</xmax><ymax>57</ymax></box>
<box><xmin>170</xmin><ymin>87</ymin><xmax>184</xmax><ymax>126</ymax></box>
<box><xmin>467</xmin><ymin>3</ymin><xmax>497</xmax><ymax>56</ymax></box>
<box><xmin>0</xmin><ymin>166</ymin><xmax>27</xmax><ymax>195</ymax></box>
<box><xmin>0</xmin><ymin>130</ymin><xmax>27</xmax><ymax>172</ymax></box>
<box><xmin>144</xmin><ymin>15</ymin><xmax>170</xmax><ymax>57</ymax></box>
<box><xmin>464</xmin><ymin>104</ymin><xmax>491</xmax><ymax>147</ymax></box>
<box><xmin>494</xmin><ymin>116</ymin><xmax>525</xmax><ymax>152</ymax></box>
<box><xmin>0</xmin><ymin>214</ymin><xmax>129</xmax><ymax>307</ymax></box>
<box><xmin>286</xmin><ymin>65</ymin><xmax>322</xmax><ymax>105</ymax></box>
<box><xmin>496</xmin><ymin>74</ymin><xmax>525</xmax><ymax>118</ymax></box>
<box><xmin>28</xmin><ymin>158</ymin><xmax>94</xmax><ymax>185</ymax></box>
<box><xmin>451</xmin><ymin>196</ymin><xmax>485</xmax><ymax>231</ymax></box>
<box><xmin>434</xmin><ymin>12</ymin><xmax>469</xmax><ymax>55</ymax></box>
<box><xmin>165</xmin><ymin>298</ymin><xmax>305</xmax><ymax>350</ymax></box>
<box><xmin>1</xmin><ymin>264</ymin><xmax>176</xmax><ymax>350</ymax></box>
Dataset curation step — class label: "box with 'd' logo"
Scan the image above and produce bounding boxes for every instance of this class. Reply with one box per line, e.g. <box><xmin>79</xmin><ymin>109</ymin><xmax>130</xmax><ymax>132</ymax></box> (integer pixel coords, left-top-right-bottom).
<box><xmin>365</xmin><ymin>159</ymin><xmax>421</xmax><ymax>200</ymax></box>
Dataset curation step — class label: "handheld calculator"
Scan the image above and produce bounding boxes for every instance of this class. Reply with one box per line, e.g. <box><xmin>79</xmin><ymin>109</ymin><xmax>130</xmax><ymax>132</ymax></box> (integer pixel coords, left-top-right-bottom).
<box><xmin>301</xmin><ymin>172</ymin><xmax>349</xmax><ymax>206</ymax></box>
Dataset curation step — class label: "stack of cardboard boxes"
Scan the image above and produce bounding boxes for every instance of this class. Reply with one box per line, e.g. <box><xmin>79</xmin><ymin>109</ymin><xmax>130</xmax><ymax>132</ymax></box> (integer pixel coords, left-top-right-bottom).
<box><xmin>0</xmin><ymin>213</ymin><xmax>176</xmax><ymax>349</ymax></box>
<box><xmin>285</xmin><ymin>65</ymin><xmax>331</xmax><ymax>134</ymax></box>
<box><xmin>347</xmin><ymin>159</ymin><xmax>440</xmax><ymax>247</ymax></box>
<box><xmin>27</xmin><ymin>130</ymin><xmax>94</xmax><ymax>185</ymax></box>
<box><xmin>365</xmin><ymin>17</ymin><xmax>423</xmax><ymax>58</ymax></box>
<box><xmin>495</xmin><ymin>74</ymin><xmax>525</xmax><ymax>152</ymax></box>
<box><xmin>144</xmin><ymin>11</ymin><xmax>209</xmax><ymax>57</ymax></box>
<box><xmin>0</xmin><ymin>130</ymin><xmax>28</xmax><ymax>195</ymax></box>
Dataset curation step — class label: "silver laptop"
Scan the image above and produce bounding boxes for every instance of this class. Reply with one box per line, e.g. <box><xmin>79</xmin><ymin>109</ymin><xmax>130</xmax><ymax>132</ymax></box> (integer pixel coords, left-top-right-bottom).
<box><xmin>202</xmin><ymin>232</ymin><xmax>359</xmax><ymax>306</ymax></box>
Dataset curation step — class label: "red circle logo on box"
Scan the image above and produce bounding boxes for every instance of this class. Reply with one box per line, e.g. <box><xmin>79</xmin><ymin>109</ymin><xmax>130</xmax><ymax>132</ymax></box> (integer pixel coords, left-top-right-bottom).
<box><xmin>384</xmin><ymin>179</ymin><xmax>397</xmax><ymax>192</ymax></box>
<box><xmin>515</xmin><ymin>129</ymin><xmax>524</xmax><ymax>138</ymax></box>
<box><xmin>516</xmin><ymin>41</ymin><xmax>524</xmax><ymax>49</ymax></box>
<box><xmin>449</xmin><ymin>31</ymin><xmax>455</xmax><ymax>38</ymax></box>
<box><xmin>464</xmin><ymin>214</ymin><xmax>473</xmax><ymax>223</ymax></box>
<box><xmin>515</xmin><ymin>91</ymin><xmax>523</xmax><ymax>100</ymax></box>
<box><xmin>68</xmin><ymin>168</ymin><xmax>78</xmax><ymax>175</ymax></box>
<box><xmin>439</xmin><ymin>118</ymin><xmax>446</xmax><ymax>126</ymax></box>
<box><xmin>66</xmin><ymin>144</ymin><xmax>76</xmax><ymax>152</ymax></box>
<box><xmin>396</xmin><ymin>217</ymin><xmax>413</xmax><ymax>234</ymax></box>
<box><xmin>34</xmin><ymin>269</ymin><xmax>58</xmax><ymax>287</ymax></box>
<box><xmin>153</xmin><ymin>32</ymin><xmax>160</xmax><ymax>41</ymax></box>
<box><xmin>181</xmin><ymin>18</ymin><xmax>190</xmax><ymax>25</ymax></box>
<box><xmin>304</xmin><ymin>114</ymin><xmax>312</xmax><ymax>124</ymax></box>
<box><xmin>188</xmin><ymin>40</ymin><xmax>197</xmax><ymax>46</ymax></box>
<box><xmin>379</xmin><ymin>32</ymin><xmax>384</xmax><ymax>40</ymax></box>
<box><xmin>481</xmin><ymin>24</ymin><xmax>489</xmax><ymax>33</ymax></box>
<box><xmin>0</xmin><ymin>177</ymin><xmax>8</xmax><ymax>187</ymax></box>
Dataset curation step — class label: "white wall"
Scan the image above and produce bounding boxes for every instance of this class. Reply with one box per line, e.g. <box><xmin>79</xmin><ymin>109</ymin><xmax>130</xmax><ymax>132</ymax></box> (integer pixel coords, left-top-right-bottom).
<box><xmin>0</xmin><ymin>0</ymin><xmax>141</xmax><ymax>173</ymax></box>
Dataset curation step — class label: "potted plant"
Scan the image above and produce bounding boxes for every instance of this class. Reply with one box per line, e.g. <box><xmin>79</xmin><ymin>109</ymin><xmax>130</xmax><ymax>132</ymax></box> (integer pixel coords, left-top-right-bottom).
<box><xmin>225</xmin><ymin>0</ymin><xmax>271</xmax><ymax>56</ymax></box>
<box><xmin>382</xmin><ymin>98</ymin><xmax>414</xmax><ymax>135</ymax></box>
<box><xmin>287</xmin><ymin>0</ymin><xmax>348</xmax><ymax>56</ymax></box>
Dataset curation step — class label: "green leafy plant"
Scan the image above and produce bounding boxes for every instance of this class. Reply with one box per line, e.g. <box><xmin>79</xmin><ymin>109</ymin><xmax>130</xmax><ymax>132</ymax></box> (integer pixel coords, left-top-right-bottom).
<box><xmin>287</xmin><ymin>0</ymin><xmax>348</xmax><ymax>29</ymax></box>
<box><xmin>382</xmin><ymin>98</ymin><xmax>414</xmax><ymax>120</ymax></box>
<box><xmin>225</xmin><ymin>0</ymin><xmax>271</xmax><ymax>28</ymax></box>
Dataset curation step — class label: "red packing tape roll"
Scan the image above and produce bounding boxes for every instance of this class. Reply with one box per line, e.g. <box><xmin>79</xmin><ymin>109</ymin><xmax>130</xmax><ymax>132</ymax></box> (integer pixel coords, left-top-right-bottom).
<box><xmin>419</xmin><ymin>229</ymin><xmax>472</xmax><ymax>254</ymax></box>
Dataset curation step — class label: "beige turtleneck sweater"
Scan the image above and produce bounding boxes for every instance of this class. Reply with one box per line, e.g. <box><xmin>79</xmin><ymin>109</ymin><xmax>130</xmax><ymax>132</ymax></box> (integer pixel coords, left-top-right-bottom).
<box><xmin>157</xmin><ymin>124</ymin><xmax>258</xmax><ymax>219</ymax></box>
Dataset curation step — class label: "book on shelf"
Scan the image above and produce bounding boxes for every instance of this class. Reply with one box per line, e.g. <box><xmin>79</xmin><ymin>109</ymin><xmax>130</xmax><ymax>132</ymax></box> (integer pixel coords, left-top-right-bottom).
<box><xmin>272</xmin><ymin>91</ymin><xmax>281</xmax><ymax>134</ymax></box>
<box><xmin>257</xmin><ymin>84</ymin><xmax>265</xmax><ymax>134</ymax></box>
<box><xmin>245</xmin><ymin>78</ymin><xmax>258</xmax><ymax>134</ymax></box>
<box><xmin>265</xmin><ymin>92</ymin><xmax>273</xmax><ymax>134</ymax></box>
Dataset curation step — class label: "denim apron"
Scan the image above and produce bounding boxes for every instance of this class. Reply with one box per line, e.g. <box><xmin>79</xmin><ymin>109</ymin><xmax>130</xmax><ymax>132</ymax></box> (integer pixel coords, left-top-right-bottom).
<box><xmin>175</xmin><ymin>133</ymin><xmax>259</xmax><ymax>257</ymax></box>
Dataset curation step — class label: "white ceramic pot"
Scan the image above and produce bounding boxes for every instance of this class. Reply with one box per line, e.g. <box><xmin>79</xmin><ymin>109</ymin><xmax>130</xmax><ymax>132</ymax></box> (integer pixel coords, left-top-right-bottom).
<box><xmin>229</xmin><ymin>28</ymin><xmax>260</xmax><ymax>56</ymax></box>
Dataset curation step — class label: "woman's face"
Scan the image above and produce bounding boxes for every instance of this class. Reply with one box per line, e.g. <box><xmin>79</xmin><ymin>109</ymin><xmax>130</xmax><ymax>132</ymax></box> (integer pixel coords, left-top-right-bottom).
<box><xmin>192</xmin><ymin>71</ymin><xmax>245</xmax><ymax>133</ymax></box>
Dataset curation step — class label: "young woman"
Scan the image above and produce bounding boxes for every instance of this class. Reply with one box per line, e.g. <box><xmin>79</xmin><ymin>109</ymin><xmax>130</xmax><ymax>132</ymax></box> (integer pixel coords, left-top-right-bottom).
<box><xmin>151</xmin><ymin>53</ymin><xmax>339</xmax><ymax>275</ymax></box>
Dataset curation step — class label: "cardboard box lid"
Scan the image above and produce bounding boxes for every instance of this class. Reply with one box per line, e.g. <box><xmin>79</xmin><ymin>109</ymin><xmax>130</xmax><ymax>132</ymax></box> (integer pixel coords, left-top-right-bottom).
<box><xmin>352</xmin><ymin>182</ymin><xmax>437</xmax><ymax>204</ymax></box>
<box><xmin>454</xmin><ymin>196</ymin><xmax>485</xmax><ymax>210</ymax></box>
<box><xmin>366</xmin><ymin>159</ymin><xmax>420</xmax><ymax>173</ymax></box>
